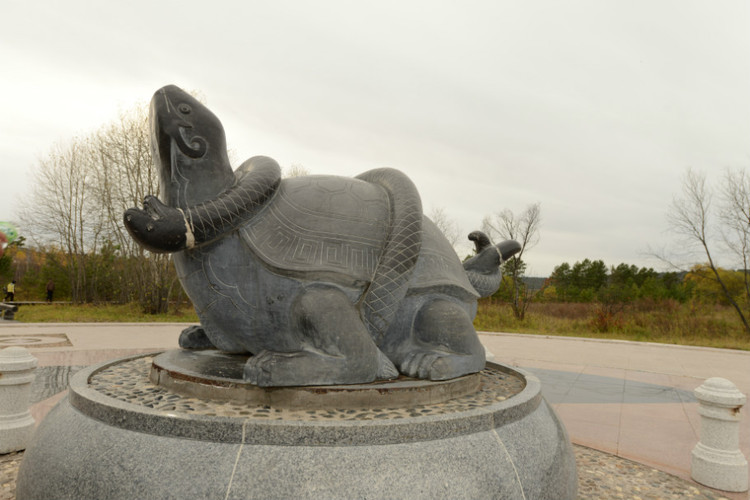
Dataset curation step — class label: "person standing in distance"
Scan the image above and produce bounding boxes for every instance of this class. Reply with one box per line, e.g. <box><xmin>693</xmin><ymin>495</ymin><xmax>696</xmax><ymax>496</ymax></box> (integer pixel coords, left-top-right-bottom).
<box><xmin>4</xmin><ymin>280</ymin><xmax>15</xmax><ymax>302</ymax></box>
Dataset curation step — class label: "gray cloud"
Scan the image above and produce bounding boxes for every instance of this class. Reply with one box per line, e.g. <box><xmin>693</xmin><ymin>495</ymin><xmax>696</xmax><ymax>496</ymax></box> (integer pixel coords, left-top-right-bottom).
<box><xmin>1</xmin><ymin>0</ymin><xmax>747</xmax><ymax>274</ymax></box>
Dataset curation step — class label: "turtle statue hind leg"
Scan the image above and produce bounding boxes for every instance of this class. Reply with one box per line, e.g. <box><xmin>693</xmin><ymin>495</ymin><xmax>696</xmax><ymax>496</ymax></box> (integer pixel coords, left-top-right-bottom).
<box><xmin>244</xmin><ymin>287</ymin><xmax>398</xmax><ymax>387</ymax></box>
<box><xmin>382</xmin><ymin>296</ymin><xmax>486</xmax><ymax>380</ymax></box>
<box><xmin>178</xmin><ymin>325</ymin><xmax>216</xmax><ymax>350</ymax></box>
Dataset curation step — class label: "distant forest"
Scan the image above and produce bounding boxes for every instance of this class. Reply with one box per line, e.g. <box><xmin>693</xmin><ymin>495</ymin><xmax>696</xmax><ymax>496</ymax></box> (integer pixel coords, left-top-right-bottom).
<box><xmin>498</xmin><ymin>258</ymin><xmax>740</xmax><ymax>306</ymax></box>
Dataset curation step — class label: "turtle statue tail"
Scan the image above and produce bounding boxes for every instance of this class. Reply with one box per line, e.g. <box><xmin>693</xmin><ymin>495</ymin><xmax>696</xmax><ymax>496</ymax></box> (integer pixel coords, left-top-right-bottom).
<box><xmin>124</xmin><ymin>156</ymin><xmax>281</xmax><ymax>253</ymax></box>
<box><xmin>355</xmin><ymin>168</ymin><xmax>423</xmax><ymax>342</ymax></box>
<box><xmin>463</xmin><ymin>233</ymin><xmax>522</xmax><ymax>298</ymax></box>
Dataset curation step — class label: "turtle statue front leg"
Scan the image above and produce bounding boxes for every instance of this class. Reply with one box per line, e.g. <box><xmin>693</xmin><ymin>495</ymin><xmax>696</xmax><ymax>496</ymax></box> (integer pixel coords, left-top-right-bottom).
<box><xmin>244</xmin><ymin>287</ymin><xmax>398</xmax><ymax>387</ymax></box>
<box><xmin>382</xmin><ymin>296</ymin><xmax>486</xmax><ymax>380</ymax></box>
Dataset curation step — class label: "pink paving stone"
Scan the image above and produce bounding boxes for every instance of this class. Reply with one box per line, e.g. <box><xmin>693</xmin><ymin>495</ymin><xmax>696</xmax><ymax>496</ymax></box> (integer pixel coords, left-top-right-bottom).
<box><xmin>29</xmin><ymin>391</ymin><xmax>67</xmax><ymax>424</ymax></box>
<box><xmin>579</xmin><ymin>365</ymin><xmax>626</xmax><ymax>379</ymax></box>
<box><xmin>624</xmin><ymin>369</ymin><xmax>673</xmax><ymax>386</ymax></box>
<box><xmin>561</xmin><ymin>419</ymin><xmax>620</xmax><ymax>455</ymax></box>
<box><xmin>496</xmin><ymin>356</ymin><xmax>585</xmax><ymax>374</ymax></box>
<box><xmin>32</xmin><ymin>349</ymin><xmax>164</xmax><ymax>367</ymax></box>
<box><xmin>555</xmin><ymin>402</ymin><xmax>622</xmax><ymax>427</ymax></box>
<box><xmin>683</xmin><ymin>401</ymin><xmax>703</xmax><ymax>435</ymax></box>
<box><xmin>618</xmin><ymin>416</ymin><xmax>698</xmax><ymax>476</ymax></box>
<box><xmin>619</xmin><ymin>402</ymin><xmax>697</xmax><ymax>425</ymax></box>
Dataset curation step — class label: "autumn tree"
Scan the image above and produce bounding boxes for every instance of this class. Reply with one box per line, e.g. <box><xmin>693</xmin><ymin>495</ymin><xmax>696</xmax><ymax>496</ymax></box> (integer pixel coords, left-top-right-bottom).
<box><xmin>482</xmin><ymin>203</ymin><xmax>541</xmax><ymax>319</ymax></box>
<box><xmin>720</xmin><ymin>169</ymin><xmax>750</xmax><ymax>308</ymax></box>
<box><xmin>0</xmin><ymin>236</ymin><xmax>24</xmax><ymax>290</ymax></box>
<box><xmin>664</xmin><ymin>168</ymin><xmax>750</xmax><ymax>334</ymax></box>
<box><xmin>685</xmin><ymin>264</ymin><xmax>746</xmax><ymax>306</ymax></box>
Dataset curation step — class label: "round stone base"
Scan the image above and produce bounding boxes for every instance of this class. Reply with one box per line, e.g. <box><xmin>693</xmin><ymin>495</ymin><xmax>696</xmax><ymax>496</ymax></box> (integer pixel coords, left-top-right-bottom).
<box><xmin>16</xmin><ymin>353</ymin><xmax>577</xmax><ymax>499</ymax></box>
<box><xmin>150</xmin><ymin>349</ymin><xmax>483</xmax><ymax>409</ymax></box>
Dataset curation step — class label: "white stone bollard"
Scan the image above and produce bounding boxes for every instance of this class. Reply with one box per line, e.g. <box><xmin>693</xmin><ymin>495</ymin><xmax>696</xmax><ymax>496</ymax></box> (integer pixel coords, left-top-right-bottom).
<box><xmin>0</xmin><ymin>346</ymin><xmax>38</xmax><ymax>454</ymax></box>
<box><xmin>691</xmin><ymin>377</ymin><xmax>748</xmax><ymax>492</ymax></box>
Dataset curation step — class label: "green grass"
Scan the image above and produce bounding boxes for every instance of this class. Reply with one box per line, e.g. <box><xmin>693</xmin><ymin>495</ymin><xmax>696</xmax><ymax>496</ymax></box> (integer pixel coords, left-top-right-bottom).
<box><xmin>474</xmin><ymin>299</ymin><xmax>750</xmax><ymax>351</ymax></box>
<box><xmin>14</xmin><ymin>303</ymin><xmax>199</xmax><ymax>323</ymax></box>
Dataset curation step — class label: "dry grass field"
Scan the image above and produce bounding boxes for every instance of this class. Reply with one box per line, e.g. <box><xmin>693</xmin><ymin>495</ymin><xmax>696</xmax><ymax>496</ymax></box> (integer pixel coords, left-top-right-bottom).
<box><xmin>474</xmin><ymin>298</ymin><xmax>750</xmax><ymax>351</ymax></box>
<box><xmin>14</xmin><ymin>303</ymin><xmax>199</xmax><ymax>324</ymax></box>
<box><xmin>11</xmin><ymin>299</ymin><xmax>749</xmax><ymax>351</ymax></box>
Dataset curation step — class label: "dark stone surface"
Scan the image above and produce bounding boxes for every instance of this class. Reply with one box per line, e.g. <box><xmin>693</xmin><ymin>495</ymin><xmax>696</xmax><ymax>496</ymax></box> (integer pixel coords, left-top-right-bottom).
<box><xmin>124</xmin><ymin>85</ymin><xmax>521</xmax><ymax>386</ymax></box>
<box><xmin>149</xmin><ymin>349</ymin><xmax>483</xmax><ymax>409</ymax></box>
<box><xmin>154</xmin><ymin>349</ymin><xmax>248</xmax><ymax>380</ymax></box>
<box><xmin>16</xmin><ymin>355</ymin><xmax>577</xmax><ymax>499</ymax></box>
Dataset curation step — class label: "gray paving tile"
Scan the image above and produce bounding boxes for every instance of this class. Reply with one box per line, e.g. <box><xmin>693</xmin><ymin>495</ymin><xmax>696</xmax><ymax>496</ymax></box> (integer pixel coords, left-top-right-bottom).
<box><xmin>29</xmin><ymin>365</ymin><xmax>84</xmax><ymax>403</ymax></box>
<box><xmin>525</xmin><ymin>368</ymin><xmax>695</xmax><ymax>405</ymax></box>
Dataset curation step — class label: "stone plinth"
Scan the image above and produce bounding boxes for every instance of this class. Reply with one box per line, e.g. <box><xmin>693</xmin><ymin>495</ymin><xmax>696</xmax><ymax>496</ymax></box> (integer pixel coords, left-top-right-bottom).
<box><xmin>150</xmin><ymin>349</ymin><xmax>482</xmax><ymax>409</ymax></box>
<box><xmin>0</xmin><ymin>347</ymin><xmax>37</xmax><ymax>454</ymax></box>
<box><xmin>17</xmin><ymin>353</ymin><xmax>578</xmax><ymax>499</ymax></box>
<box><xmin>691</xmin><ymin>377</ymin><xmax>748</xmax><ymax>492</ymax></box>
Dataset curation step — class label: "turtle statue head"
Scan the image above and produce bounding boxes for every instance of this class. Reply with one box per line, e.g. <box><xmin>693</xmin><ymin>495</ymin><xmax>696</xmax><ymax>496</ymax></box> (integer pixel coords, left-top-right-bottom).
<box><xmin>150</xmin><ymin>85</ymin><xmax>235</xmax><ymax>208</ymax></box>
<box><xmin>124</xmin><ymin>84</ymin><xmax>280</xmax><ymax>253</ymax></box>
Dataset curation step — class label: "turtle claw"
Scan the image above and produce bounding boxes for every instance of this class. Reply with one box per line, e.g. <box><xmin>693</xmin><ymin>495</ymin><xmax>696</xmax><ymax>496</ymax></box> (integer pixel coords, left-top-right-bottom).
<box><xmin>400</xmin><ymin>349</ymin><xmax>484</xmax><ymax>381</ymax></box>
<box><xmin>401</xmin><ymin>350</ymin><xmax>442</xmax><ymax>379</ymax></box>
<box><xmin>244</xmin><ymin>348</ymin><xmax>388</xmax><ymax>387</ymax></box>
<box><xmin>123</xmin><ymin>196</ymin><xmax>189</xmax><ymax>253</ymax></box>
<box><xmin>142</xmin><ymin>195</ymin><xmax>173</xmax><ymax>219</ymax></box>
<box><xmin>245</xmin><ymin>350</ymin><xmax>328</xmax><ymax>387</ymax></box>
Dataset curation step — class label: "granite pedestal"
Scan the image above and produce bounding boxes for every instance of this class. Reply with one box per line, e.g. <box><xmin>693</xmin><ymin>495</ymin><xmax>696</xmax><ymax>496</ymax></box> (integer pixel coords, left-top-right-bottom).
<box><xmin>16</xmin><ymin>352</ymin><xmax>577</xmax><ymax>499</ymax></box>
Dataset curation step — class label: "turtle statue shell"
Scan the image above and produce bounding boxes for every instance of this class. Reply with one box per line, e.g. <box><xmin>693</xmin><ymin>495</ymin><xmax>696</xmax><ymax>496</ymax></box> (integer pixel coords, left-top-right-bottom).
<box><xmin>124</xmin><ymin>85</ymin><xmax>521</xmax><ymax>387</ymax></box>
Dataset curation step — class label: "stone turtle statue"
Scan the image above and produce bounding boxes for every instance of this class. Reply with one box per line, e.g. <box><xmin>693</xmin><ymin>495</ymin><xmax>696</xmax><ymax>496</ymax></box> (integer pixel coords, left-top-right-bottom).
<box><xmin>124</xmin><ymin>85</ymin><xmax>520</xmax><ymax>387</ymax></box>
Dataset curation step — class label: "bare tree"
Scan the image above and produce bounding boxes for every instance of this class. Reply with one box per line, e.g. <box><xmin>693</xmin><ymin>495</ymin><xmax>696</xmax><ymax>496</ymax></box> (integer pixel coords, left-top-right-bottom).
<box><xmin>666</xmin><ymin>168</ymin><xmax>750</xmax><ymax>334</ymax></box>
<box><xmin>482</xmin><ymin>203</ymin><xmax>541</xmax><ymax>319</ymax></box>
<box><xmin>20</xmin><ymin>103</ymin><xmax>180</xmax><ymax>312</ymax></box>
<box><xmin>21</xmin><ymin>139</ymin><xmax>103</xmax><ymax>302</ymax></box>
<box><xmin>284</xmin><ymin>163</ymin><xmax>310</xmax><ymax>178</ymax></box>
<box><xmin>89</xmin><ymin>104</ymin><xmax>178</xmax><ymax>312</ymax></box>
<box><xmin>720</xmin><ymin>169</ymin><xmax>750</xmax><ymax>305</ymax></box>
<box><xmin>428</xmin><ymin>207</ymin><xmax>461</xmax><ymax>248</ymax></box>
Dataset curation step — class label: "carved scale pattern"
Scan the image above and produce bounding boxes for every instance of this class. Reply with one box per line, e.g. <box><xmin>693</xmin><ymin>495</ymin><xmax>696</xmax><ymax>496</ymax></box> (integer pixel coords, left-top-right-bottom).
<box><xmin>355</xmin><ymin>168</ymin><xmax>423</xmax><ymax>341</ymax></box>
<box><xmin>186</xmin><ymin>156</ymin><xmax>281</xmax><ymax>245</ymax></box>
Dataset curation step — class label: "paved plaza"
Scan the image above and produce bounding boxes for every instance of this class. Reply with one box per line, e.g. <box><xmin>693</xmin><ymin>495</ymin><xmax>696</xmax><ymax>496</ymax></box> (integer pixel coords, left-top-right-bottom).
<box><xmin>1</xmin><ymin>322</ymin><xmax>748</xmax><ymax>499</ymax></box>
<box><xmin>483</xmin><ymin>332</ymin><xmax>749</xmax><ymax>489</ymax></box>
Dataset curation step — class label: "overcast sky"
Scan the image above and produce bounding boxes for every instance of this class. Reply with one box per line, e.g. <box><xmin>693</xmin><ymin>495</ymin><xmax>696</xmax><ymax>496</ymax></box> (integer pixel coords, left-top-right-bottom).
<box><xmin>1</xmin><ymin>0</ymin><xmax>748</xmax><ymax>275</ymax></box>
